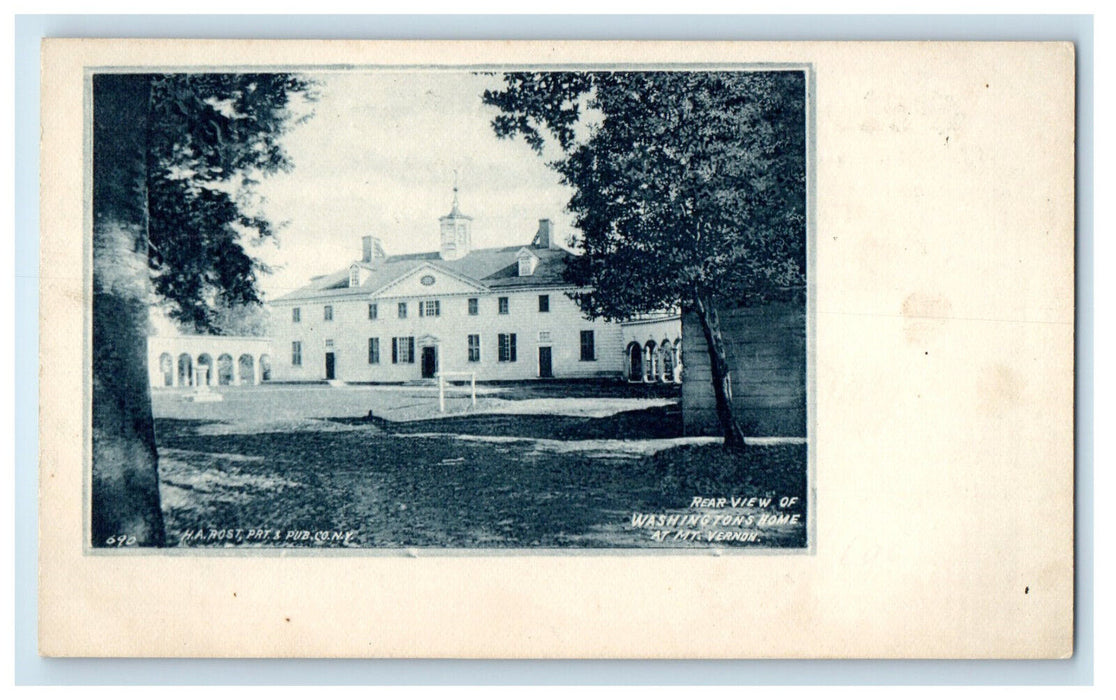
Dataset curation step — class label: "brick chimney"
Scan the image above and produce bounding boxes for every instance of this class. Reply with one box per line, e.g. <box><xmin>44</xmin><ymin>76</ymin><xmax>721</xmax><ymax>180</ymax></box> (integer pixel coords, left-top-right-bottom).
<box><xmin>361</xmin><ymin>235</ymin><xmax>385</xmax><ymax>264</ymax></box>
<box><xmin>534</xmin><ymin>219</ymin><xmax>555</xmax><ymax>249</ymax></box>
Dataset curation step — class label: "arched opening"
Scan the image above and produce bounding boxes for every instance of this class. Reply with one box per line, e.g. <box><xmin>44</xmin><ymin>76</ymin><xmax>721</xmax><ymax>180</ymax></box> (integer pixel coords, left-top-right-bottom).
<box><xmin>177</xmin><ymin>354</ymin><xmax>193</xmax><ymax>387</ymax></box>
<box><xmin>259</xmin><ymin>354</ymin><xmax>271</xmax><ymax>382</ymax></box>
<box><xmin>238</xmin><ymin>354</ymin><xmax>255</xmax><ymax>385</ymax></box>
<box><xmin>627</xmin><ymin>342</ymin><xmax>643</xmax><ymax>381</ymax></box>
<box><xmin>217</xmin><ymin>353</ymin><xmax>235</xmax><ymax>386</ymax></box>
<box><xmin>644</xmin><ymin>341</ymin><xmax>657</xmax><ymax>382</ymax></box>
<box><xmin>158</xmin><ymin>353</ymin><xmax>173</xmax><ymax>387</ymax></box>
<box><xmin>196</xmin><ymin>354</ymin><xmax>214</xmax><ymax>386</ymax></box>
<box><xmin>660</xmin><ymin>339</ymin><xmax>674</xmax><ymax>382</ymax></box>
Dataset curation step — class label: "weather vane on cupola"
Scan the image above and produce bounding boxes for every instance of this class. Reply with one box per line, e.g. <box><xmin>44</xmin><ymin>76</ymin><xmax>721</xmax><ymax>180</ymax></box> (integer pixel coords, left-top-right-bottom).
<box><xmin>449</xmin><ymin>169</ymin><xmax>462</xmax><ymax>216</ymax></box>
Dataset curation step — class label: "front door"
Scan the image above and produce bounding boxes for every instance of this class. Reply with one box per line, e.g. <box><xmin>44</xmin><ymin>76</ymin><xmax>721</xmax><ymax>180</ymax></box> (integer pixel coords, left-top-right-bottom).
<box><xmin>421</xmin><ymin>346</ymin><xmax>437</xmax><ymax>379</ymax></box>
<box><xmin>538</xmin><ymin>346</ymin><xmax>553</xmax><ymax>378</ymax></box>
<box><xmin>325</xmin><ymin>352</ymin><xmax>336</xmax><ymax>380</ymax></box>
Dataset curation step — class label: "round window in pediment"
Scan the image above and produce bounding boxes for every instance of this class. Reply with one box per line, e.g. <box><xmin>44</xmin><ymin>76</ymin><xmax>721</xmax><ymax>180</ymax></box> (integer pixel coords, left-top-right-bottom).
<box><xmin>420</xmin><ymin>275</ymin><xmax>436</xmax><ymax>286</ymax></box>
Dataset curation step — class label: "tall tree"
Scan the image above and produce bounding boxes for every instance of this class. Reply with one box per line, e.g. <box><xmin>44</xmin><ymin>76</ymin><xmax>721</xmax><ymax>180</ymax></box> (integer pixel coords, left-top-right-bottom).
<box><xmin>484</xmin><ymin>71</ymin><xmax>806</xmax><ymax>449</ymax></box>
<box><xmin>92</xmin><ymin>73</ymin><xmax>313</xmax><ymax>546</ymax></box>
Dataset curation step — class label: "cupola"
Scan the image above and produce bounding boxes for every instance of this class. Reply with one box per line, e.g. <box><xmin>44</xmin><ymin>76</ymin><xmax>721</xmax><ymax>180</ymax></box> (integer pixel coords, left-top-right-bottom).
<box><xmin>439</xmin><ymin>177</ymin><xmax>473</xmax><ymax>261</ymax></box>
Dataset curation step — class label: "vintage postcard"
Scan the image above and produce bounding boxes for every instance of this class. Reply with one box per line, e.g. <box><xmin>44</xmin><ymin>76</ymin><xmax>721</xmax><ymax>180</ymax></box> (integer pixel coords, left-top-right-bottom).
<box><xmin>39</xmin><ymin>40</ymin><xmax>1074</xmax><ymax>658</ymax></box>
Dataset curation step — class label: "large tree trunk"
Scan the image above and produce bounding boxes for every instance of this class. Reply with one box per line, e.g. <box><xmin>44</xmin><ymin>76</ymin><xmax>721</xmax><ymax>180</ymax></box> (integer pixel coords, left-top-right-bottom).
<box><xmin>693</xmin><ymin>293</ymin><xmax>748</xmax><ymax>451</ymax></box>
<box><xmin>90</xmin><ymin>74</ymin><xmax>166</xmax><ymax>547</ymax></box>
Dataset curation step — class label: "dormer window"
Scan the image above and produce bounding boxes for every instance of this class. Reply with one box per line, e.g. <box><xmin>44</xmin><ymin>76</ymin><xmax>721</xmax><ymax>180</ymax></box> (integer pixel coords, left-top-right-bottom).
<box><xmin>349</xmin><ymin>264</ymin><xmax>370</xmax><ymax>288</ymax></box>
<box><xmin>516</xmin><ymin>248</ymin><xmax>539</xmax><ymax>276</ymax></box>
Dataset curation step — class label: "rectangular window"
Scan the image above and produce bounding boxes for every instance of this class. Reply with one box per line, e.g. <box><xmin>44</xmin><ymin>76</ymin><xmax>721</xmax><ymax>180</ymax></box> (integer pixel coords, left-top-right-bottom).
<box><xmin>392</xmin><ymin>336</ymin><xmax>415</xmax><ymax>364</ymax></box>
<box><xmin>498</xmin><ymin>297</ymin><xmax>509</xmax><ymax>315</ymax></box>
<box><xmin>467</xmin><ymin>334</ymin><xmax>481</xmax><ymax>362</ymax></box>
<box><xmin>291</xmin><ymin>341</ymin><xmax>302</xmax><ymax>366</ymax></box>
<box><xmin>419</xmin><ymin>300</ymin><xmax>440</xmax><ymax>317</ymax></box>
<box><xmin>292</xmin><ymin>307</ymin><xmax>301</xmax><ymax>323</ymax></box>
<box><xmin>368</xmin><ymin>338</ymin><xmax>380</xmax><ymax>364</ymax></box>
<box><xmin>468</xmin><ymin>298</ymin><xmax>478</xmax><ymax>315</ymax></box>
<box><xmin>324</xmin><ymin>305</ymin><xmax>333</xmax><ymax>321</ymax></box>
<box><xmin>498</xmin><ymin>333</ymin><xmax>517</xmax><ymax>362</ymax></box>
<box><xmin>538</xmin><ymin>294</ymin><xmax>550</xmax><ymax>312</ymax></box>
<box><xmin>580</xmin><ymin>330</ymin><xmax>596</xmax><ymax>361</ymax></box>
<box><xmin>398</xmin><ymin>302</ymin><xmax>407</xmax><ymax>319</ymax></box>
<box><xmin>368</xmin><ymin>303</ymin><xmax>378</xmax><ymax>320</ymax></box>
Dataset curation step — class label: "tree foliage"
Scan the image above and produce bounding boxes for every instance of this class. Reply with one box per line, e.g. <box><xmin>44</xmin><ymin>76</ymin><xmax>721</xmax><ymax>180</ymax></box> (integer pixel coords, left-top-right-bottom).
<box><xmin>89</xmin><ymin>72</ymin><xmax>314</xmax><ymax>546</ymax></box>
<box><xmin>143</xmin><ymin>74</ymin><xmax>316</xmax><ymax>332</ymax></box>
<box><xmin>484</xmin><ymin>71</ymin><xmax>806</xmax><ymax>449</ymax></box>
<box><xmin>483</xmin><ymin>71</ymin><xmax>806</xmax><ymax>320</ymax></box>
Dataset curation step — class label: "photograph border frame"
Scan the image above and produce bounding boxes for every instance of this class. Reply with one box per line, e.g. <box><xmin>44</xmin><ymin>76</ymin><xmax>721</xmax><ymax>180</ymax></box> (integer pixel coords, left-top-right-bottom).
<box><xmin>79</xmin><ymin>60</ymin><xmax>818</xmax><ymax>558</ymax></box>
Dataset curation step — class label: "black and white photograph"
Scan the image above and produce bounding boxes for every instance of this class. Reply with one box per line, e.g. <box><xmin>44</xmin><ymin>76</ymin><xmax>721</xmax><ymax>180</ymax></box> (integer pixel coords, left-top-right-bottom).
<box><xmin>90</xmin><ymin>67</ymin><xmax>811</xmax><ymax>552</ymax></box>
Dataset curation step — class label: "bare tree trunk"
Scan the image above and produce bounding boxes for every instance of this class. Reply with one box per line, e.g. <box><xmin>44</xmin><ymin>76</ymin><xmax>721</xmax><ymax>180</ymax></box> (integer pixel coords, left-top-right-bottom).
<box><xmin>91</xmin><ymin>73</ymin><xmax>166</xmax><ymax>547</ymax></box>
<box><xmin>693</xmin><ymin>293</ymin><xmax>747</xmax><ymax>451</ymax></box>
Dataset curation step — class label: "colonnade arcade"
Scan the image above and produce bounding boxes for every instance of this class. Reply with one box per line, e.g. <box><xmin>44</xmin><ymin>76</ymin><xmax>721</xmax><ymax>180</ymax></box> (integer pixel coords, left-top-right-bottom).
<box><xmin>626</xmin><ymin>337</ymin><xmax>682</xmax><ymax>383</ymax></box>
<box><xmin>157</xmin><ymin>352</ymin><xmax>271</xmax><ymax>387</ymax></box>
<box><xmin>148</xmin><ymin>336</ymin><xmax>273</xmax><ymax>389</ymax></box>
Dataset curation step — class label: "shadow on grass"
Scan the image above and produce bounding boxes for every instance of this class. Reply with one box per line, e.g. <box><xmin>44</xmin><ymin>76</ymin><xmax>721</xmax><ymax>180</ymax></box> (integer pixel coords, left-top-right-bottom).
<box><xmin>333</xmin><ymin>404</ymin><xmax>683</xmax><ymax>441</ymax></box>
<box><xmin>151</xmin><ymin>411</ymin><xmax>807</xmax><ymax>549</ymax></box>
<box><xmin>486</xmin><ymin>380</ymin><xmax>682</xmax><ymax>401</ymax></box>
<box><xmin>647</xmin><ymin>443</ymin><xmax>807</xmax><ymax>501</ymax></box>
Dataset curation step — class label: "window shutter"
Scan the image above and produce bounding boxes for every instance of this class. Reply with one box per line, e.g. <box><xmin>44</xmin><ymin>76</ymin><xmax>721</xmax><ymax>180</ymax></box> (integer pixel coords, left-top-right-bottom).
<box><xmin>510</xmin><ymin>334</ymin><xmax>517</xmax><ymax>362</ymax></box>
<box><xmin>392</xmin><ymin>337</ymin><xmax>398</xmax><ymax>364</ymax></box>
<box><xmin>408</xmin><ymin>337</ymin><xmax>415</xmax><ymax>362</ymax></box>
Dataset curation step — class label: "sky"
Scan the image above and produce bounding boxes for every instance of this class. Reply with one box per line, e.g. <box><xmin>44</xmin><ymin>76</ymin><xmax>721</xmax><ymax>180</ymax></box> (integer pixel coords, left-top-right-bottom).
<box><xmin>248</xmin><ymin>71</ymin><xmax>578</xmax><ymax>301</ymax></box>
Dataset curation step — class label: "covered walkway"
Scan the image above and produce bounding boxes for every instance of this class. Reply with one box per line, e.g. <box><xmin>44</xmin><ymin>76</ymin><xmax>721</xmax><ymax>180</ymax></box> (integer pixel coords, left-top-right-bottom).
<box><xmin>147</xmin><ymin>335</ymin><xmax>273</xmax><ymax>389</ymax></box>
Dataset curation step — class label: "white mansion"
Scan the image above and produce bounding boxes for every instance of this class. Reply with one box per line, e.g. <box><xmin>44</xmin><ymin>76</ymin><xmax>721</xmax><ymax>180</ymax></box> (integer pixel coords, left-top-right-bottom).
<box><xmin>268</xmin><ymin>193</ymin><xmax>682</xmax><ymax>384</ymax></box>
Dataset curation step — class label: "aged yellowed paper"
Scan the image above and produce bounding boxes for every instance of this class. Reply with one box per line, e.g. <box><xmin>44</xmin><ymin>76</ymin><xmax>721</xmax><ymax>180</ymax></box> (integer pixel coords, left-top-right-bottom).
<box><xmin>39</xmin><ymin>39</ymin><xmax>1073</xmax><ymax>658</ymax></box>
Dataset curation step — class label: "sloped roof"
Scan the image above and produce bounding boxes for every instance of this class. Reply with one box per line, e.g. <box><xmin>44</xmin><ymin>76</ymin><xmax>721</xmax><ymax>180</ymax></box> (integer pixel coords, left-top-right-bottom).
<box><xmin>272</xmin><ymin>244</ymin><xmax>575</xmax><ymax>303</ymax></box>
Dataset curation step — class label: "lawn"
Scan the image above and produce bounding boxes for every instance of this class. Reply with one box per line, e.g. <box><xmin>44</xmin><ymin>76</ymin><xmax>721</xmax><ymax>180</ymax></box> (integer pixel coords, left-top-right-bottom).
<box><xmin>152</xmin><ymin>383</ymin><xmax>808</xmax><ymax>550</ymax></box>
